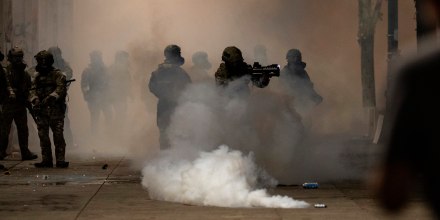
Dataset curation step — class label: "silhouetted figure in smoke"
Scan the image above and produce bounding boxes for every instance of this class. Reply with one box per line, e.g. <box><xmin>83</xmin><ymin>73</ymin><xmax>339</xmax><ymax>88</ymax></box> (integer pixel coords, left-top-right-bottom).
<box><xmin>0</xmin><ymin>50</ymin><xmax>7</xmax><ymax>164</ymax></box>
<box><xmin>253</xmin><ymin>44</ymin><xmax>268</xmax><ymax>66</ymax></box>
<box><xmin>30</xmin><ymin>50</ymin><xmax>69</xmax><ymax>168</ymax></box>
<box><xmin>215</xmin><ymin>46</ymin><xmax>270</xmax><ymax>97</ymax></box>
<box><xmin>81</xmin><ymin>50</ymin><xmax>112</xmax><ymax>135</ymax></box>
<box><xmin>189</xmin><ymin>51</ymin><xmax>212</xmax><ymax>83</ymax></box>
<box><xmin>280</xmin><ymin>49</ymin><xmax>322</xmax><ymax>118</ymax></box>
<box><xmin>0</xmin><ymin>47</ymin><xmax>37</xmax><ymax>161</ymax></box>
<box><xmin>109</xmin><ymin>50</ymin><xmax>132</xmax><ymax>128</ymax></box>
<box><xmin>48</xmin><ymin>47</ymin><xmax>73</xmax><ymax>80</ymax></box>
<box><xmin>48</xmin><ymin>46</ymin><xmax>75</xmax><ymax>148</ymax></box>
<box><xmin>375</xmin><ymin>0</ymin><xmax>440</xmax><ymax>217</ymax></box>
<box><xmin>149</xmin><ymin>45</ymin><xmax>191</xmax><ymax>149</ymax></box>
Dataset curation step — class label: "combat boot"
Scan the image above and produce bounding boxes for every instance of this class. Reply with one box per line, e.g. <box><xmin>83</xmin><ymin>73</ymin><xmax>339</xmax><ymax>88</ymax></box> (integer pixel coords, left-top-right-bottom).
<box><xmin>21</xmin><ymin>152</ymin><xmax>38</xmax><ymax>161</ymax></box>
<box><xmin>56</xmin><ymin>161</ymin><xmax>69</xmax><ymax>168</ymax></box>
<box><xmin>34</xmin><ymin>161</ymin><xmax>53</xmax><ymax>168</ymax></box>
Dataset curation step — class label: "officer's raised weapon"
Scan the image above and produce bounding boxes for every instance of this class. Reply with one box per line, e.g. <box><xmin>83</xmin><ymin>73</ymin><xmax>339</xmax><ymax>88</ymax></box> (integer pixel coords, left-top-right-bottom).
<box><xmin>248</xmin><ymin>62</ymin><xmax>281</xmax><ymax>78</ymax></box>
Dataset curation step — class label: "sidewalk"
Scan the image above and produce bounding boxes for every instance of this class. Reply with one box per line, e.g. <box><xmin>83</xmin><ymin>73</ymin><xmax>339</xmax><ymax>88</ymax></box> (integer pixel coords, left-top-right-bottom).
<box><xmin>0</xmin><ymin>156</ymin><xmax>433</xmax><ymax>220</ymax></box>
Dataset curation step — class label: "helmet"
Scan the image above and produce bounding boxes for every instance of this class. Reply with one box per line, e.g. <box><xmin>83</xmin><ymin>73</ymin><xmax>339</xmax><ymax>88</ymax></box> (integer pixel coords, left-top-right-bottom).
<box><xmin>7</xmin><ymin>46</ymin><xmax>24</xmax><ymax>60</ymax></box>
<box><xmin>192</xmin><ymin>51</ymin><xmax>208</xmax><ymax>63</ymax></box>
<box><xmin>221</xmin><ymin>46</ymin><xmax>243</xmax><ymax>63</ymax></box>
<box><xmin>164</xmin><ymin>45</ymin><xmax>181</xmax><ymax>59</ymax></box>
<box><xmin>48</xmin><ymin>46</ymin><xmax>62</xmax><ymax>59</ymax></box>
<box><xmin>286</xmin><ymin>49</ymin><xmax>302</xmax><ymax>60</ymax></box>
<box><xmin>164</xmin><ymin>44</ymin><xmax>184</xmax><ymax>65</ymax></box>
<box><xmin>192</xmin><ymin>51</ymin><xmax>211</xmax><ymax>69</ymax></box>
<box><xmin>34</xmin><ymin>50</ymin><xmax>54</xmax><ymax>66</ymax></box>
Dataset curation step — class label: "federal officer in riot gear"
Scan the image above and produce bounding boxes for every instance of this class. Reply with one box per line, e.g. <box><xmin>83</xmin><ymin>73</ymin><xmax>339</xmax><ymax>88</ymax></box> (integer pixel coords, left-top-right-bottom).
<box><xmin>215</xmin><ymin>46</ymin><xmax>270</xmax><ymax>96</ymax></box>
<box><xmin>48</xmin><ymin>46</ymin><xmax>75</xmax><ymax>148</ymax></box>
<box><xmin>81</xmin><ymin>50</ymin><xmax>112</xmax><ymax>135</ymax></box>
<box><xmin>149</xmin><ymin>44</ymin><xmax>192</xmax><ymax>149</ymax></box>
<box><xmin>30</xmin><ymin>50</ymin><xmax>68</xmax><ymax>168</ymax></box>
<box><xmin>48</xmin><ymin>47</ymin><xmax>73</xmax><ymax>80</ymax></box>
<box><xmin>280</xmin><ymin>49</ymin><xmax>322</xmax><ymax>117</ymax></box>
<box><xmin>0</xmin><ymin>47</ymin><xmax>37</xmax><ymax>161</ymax></box>
<box><xmin>190</xmin><ymin>51</ymin><xmax>212</xmax><ymax>82</ymax></box>
<box><xmin>109</xmin><ymin>50</ymin><xmax>131</xmax><ymax>127</ymax></box>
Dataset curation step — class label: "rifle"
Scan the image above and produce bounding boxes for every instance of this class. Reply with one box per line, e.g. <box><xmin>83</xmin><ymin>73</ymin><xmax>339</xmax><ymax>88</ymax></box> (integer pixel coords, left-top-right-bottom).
<box><xmin>248</xmin><ymin>62</ymin><xmax>281</xmax><ymax>78</ymax></box>
<box><xmin>30</xmin><ymin>79</ymin><xmax>76</xmax><ymax>91</ymax></box>
<box><xmin>27</xmin><ymin>79</ymin><xmax>75</xmax><ymax>122</ymax></box>
<box><xmin>66</xmin><ymin>79</ymin><xmax>76</xmax><ymax>86</ymax></box>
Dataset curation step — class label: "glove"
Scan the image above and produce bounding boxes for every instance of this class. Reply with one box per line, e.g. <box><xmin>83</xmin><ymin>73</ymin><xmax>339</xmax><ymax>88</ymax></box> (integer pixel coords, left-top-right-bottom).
<box><xmin>261</xmin><ymin>74</ymin><xmax>270</xmax><ymax>86</ymax></box>
<box><xmin>42</xmin><ymin>95</ymin><xmax>56</xmax><ymax>106</ymax></box>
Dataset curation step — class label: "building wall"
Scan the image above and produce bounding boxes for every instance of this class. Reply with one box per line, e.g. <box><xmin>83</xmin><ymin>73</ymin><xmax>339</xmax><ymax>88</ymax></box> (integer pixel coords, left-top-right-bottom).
<box><xmin>0</xmin><ymin>0</ymin><xmax>73</xmax><ymax>64</ymax></box>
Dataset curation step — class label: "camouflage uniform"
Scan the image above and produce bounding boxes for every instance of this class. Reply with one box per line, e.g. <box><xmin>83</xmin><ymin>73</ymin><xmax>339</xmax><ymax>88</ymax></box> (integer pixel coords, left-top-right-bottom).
<box><xmin>30</xmin><ymin>50</ymin><xmax>68</xmax><ymax>168</ymax></box>
<box><xmin>0</xmin><ymin>47</ymin><xmax>37</xmax><ymax>160</ymax></box>
<box><xmin>215</xmin><ymin>46</ymin><xmax>269</xmax><ymax>96</ymax></box>
<box><xmin>48</xmin><ymin>47</ymin><xmax>74</xmax><ymax>147</ymax></box>
<box><xmin>149</xmin><ymin>45</ymin><xmax>191</xmax><ymax>149</ymax></box>
<box><xmin>280</xmin><ymin>49</ymin><xmax>322</xmax><ymax>116</ymax></box>
<box><xmin>81</xmin><ymin>50</ymin><xmax>112</xmax><ymax>135</ymax></box>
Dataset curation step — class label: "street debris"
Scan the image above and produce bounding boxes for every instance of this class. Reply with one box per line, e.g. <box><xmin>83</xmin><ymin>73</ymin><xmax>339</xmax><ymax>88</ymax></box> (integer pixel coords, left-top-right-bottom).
<box><xmin>314</xmin><ymin>203</ymin><xmax>327</xmax><ymax>208</ymax></box>
<box><xmin>302</xmin><ymin>182</ymin><xmax>319</xmax><ymax>189</ymax></box>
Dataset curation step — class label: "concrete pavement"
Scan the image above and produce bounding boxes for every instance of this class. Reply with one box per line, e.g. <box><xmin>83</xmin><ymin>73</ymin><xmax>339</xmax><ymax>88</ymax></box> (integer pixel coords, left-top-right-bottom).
<box><xmin>0</xmin><ymin>154</ymin><xmax>434</xmax><ymax>220</ymax></box>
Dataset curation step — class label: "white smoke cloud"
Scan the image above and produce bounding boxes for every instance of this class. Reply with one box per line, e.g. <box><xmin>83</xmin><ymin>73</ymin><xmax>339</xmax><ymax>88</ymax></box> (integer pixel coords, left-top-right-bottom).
<box><xmin>142</xmin><ymin>145</ymin><xmax>309</xmax><ymax>208</ymax></box>
<box><xmin>140</xmin><ymin>80</ymin><xmax>312</xmax><ymax>208</ymax></box>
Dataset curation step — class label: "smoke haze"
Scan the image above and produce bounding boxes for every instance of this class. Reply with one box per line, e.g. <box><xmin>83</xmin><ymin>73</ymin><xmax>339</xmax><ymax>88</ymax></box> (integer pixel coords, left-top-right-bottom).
<box><xmin>12</xmin><ymin>0</ymin><xmax>419</xmax><ymax>207</ymax></box>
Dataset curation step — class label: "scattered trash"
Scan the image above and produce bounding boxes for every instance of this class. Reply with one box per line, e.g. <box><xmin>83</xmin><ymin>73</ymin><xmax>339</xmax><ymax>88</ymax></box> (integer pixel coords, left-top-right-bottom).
<box><xmin>302</xmin><ymin>182</ymin><xmax>319</xmax><ymax>189</ymax></box>
<box><xmin>4</xmin><ymin>171</ymin><xmax>10</xmax><ymax>175</ymax></box>
<box><xmin>314</xmin><ymin>203</ymin><xmax>327</xmax><ymax>208</ymax></box>
<box><xmin>102</xmin><ymin>164</ymin><xmax>108</xmax><ymax>170</ymax></box>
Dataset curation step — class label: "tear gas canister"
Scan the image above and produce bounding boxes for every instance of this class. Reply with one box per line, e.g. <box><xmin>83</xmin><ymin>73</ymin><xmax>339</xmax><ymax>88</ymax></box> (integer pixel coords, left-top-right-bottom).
<box><xmin>302</xmin><ymin>182</ymin><xmax>319</xmax><ymax>189</ymax></box>
<box><xmin>314</xmin><ymin>203</ymin><xmax>327</xmax><ymax>208</ymax></box>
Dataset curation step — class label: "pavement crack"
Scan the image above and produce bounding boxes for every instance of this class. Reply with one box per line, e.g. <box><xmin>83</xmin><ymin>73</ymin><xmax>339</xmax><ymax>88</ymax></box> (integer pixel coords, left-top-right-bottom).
<box><xmin>74</xmin><ymin>156</ymin><xmax>125</xmax><ymax>220</ymax></box>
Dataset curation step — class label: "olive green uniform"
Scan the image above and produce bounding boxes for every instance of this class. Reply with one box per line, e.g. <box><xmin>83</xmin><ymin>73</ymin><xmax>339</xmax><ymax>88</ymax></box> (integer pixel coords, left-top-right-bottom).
<box><xmin>215</xmin><ymin>46</ymin><xmax>269</xmax><ymax>97</ymax></box>
<box><xmin>29</xmin><ymin>68</ymin><xmax>67</xmax><ymax>164</ymax></box>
